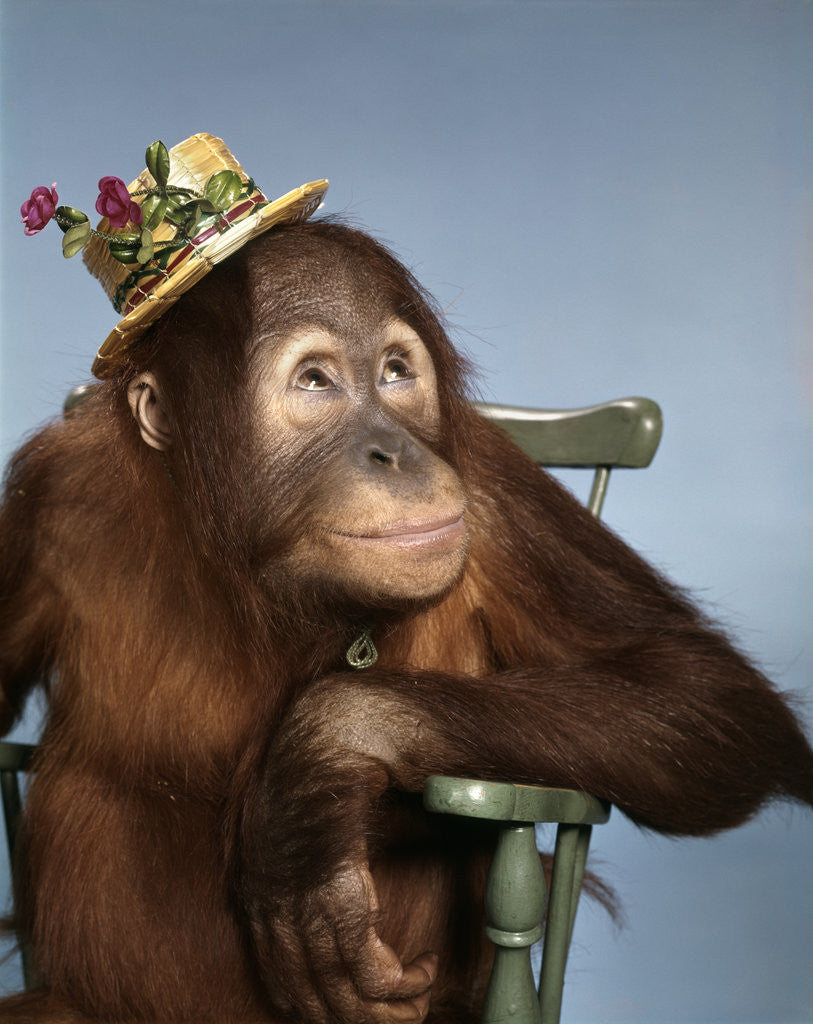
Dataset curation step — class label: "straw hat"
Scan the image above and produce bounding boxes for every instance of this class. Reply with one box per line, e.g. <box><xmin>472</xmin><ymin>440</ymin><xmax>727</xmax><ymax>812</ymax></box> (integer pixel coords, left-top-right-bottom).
<box><xmin>83</xmin><ymin>133</ymin><xmax>328</xmax><ymax>378</ymax></box>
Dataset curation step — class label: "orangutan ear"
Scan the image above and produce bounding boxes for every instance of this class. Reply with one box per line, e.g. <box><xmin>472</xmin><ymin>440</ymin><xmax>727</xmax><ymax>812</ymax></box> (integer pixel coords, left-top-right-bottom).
<box><xmin>127</xmin><ymin>373</ymin><xmax>173</xmax><ymax>451</ymax></box>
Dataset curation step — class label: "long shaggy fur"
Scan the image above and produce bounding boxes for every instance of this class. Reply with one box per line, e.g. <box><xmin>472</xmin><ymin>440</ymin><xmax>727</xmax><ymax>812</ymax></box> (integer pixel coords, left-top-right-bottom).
<box><xmin>1</xmin><ymin>222</ymin><xmax>811</xmax><ymax>1022</ymax></box>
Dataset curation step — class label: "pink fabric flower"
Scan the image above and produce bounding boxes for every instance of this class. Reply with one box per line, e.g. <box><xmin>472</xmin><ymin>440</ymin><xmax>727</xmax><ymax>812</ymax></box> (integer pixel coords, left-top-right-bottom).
<box><xmin>95</xmin><ymin>176</ymin><xmax>142</xmax><ymax>229</ymax></box>
<box><xmin>21</xmin><ymin>183</ymin><xmax>59</xmax><ymax>235</ymax></box>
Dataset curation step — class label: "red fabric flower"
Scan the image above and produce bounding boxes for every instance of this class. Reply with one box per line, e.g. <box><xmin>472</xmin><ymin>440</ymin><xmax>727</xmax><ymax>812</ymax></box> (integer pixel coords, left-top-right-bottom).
<box><xmin>21</xmin><ymin>183</ymin><xmax>59</xmax><ymax>236</ymax></box>
<box><xmin>95</xmin><ymin>176</ymin><xmax>142</xmax><ymax>229</ymax></box>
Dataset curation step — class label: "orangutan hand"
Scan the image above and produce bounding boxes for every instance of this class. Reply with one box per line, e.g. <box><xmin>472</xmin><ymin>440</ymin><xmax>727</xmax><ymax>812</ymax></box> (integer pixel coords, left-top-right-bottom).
<box><xmin>252</xmin><ymin>861</ymin><xmax>438</xmax><ymax>1024</ymax></box>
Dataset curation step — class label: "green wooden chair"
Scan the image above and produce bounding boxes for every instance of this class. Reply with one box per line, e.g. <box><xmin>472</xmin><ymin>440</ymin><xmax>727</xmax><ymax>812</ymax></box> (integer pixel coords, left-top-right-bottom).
<box><xmin>423</xmin><ymin>396</ymin><xmax>663</xmax><ymax>1024</ymax></box>
<box><xmin>0</xmin><ymin>739</ymin><xmax>36</xmax><ymax>988</ymax></box>
<box><xmin>0</xmin><ymin>396</ymin><xmax>663</xmax><ymax>1019</ymax></box>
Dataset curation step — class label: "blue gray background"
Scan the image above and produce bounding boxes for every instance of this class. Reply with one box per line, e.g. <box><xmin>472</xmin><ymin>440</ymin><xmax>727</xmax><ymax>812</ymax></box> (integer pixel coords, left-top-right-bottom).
<box><xmin>1</xmin><ymin>1</ymin><xmax>811</xmax><ymax>1020</ymax></box>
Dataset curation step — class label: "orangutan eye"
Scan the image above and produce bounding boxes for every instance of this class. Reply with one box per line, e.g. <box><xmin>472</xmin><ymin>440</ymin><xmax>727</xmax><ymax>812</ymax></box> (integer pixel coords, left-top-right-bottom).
<box><xmin>381</xmin><ymin>356</ymin><xmax>414</xmax><ymax>384</ymax></box>
<box><xmin>296</xmin><ymin>368</ymin><xmax>335</xmax><ymax>391</ymax></box>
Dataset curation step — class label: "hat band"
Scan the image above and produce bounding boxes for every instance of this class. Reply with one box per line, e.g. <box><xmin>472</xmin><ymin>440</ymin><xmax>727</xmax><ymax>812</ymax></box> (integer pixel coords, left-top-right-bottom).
<box><xmin>113</xmin><ymin>187</ymin><xmax>269</xmax><ymax>315</ymax></box>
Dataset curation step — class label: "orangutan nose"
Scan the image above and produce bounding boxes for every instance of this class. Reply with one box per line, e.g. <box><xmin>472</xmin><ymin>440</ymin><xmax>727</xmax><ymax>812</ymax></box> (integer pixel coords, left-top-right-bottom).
<box><xmin>367</xmin><ymin>434</ymin><xmax>403</xmax><ymax>468</ymax></box>
<box><xmin>355</xmin><ymin>428</ymin><xmax>412</xmax><ymax>472</ymax></box>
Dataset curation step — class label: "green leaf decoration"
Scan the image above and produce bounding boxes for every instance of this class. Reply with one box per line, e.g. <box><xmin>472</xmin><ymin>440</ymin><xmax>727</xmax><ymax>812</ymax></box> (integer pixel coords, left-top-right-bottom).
<box><xmin>145</xmin><ymin>140</ymin><xmax>170</xmax><ymax>188</ymax></box>
<box><xmin>136</xmin><ymin>229</ymin><xmax>154</xmax><ymax>264</ymax></box>
<box><xmin>184</xmin><ymin>204</ymin><xmax>204</xmax><ymax>237</ymax></box>
<box><xmin>55</xmin><ymin>206</ymin><xmax>89</xmax><ymax>233</ymax></box>
<box><xmin>61</xmin><ymin>223</ymin><xmax>91</xmax><ymax>260</ymax></box>
<box><xmin>61</xmin><ymin>221</ymin><xmax>91</xmax><ymax>259</ymax></box>
<box><xmin>140</xmin><ymin>193</ymin><xmax>169</xmax><ymax>232</ymax></box>
<box><xmin>191</xmin><ymin>208</ymin><xmax>221</xmax><ymax>234</ymax></box>
<box><xmin>109</xmin><ymin>248</ymin><xmax>141</xmax><ymax>265</ymax></box>
<box><xmin>163</xmin><ymin>196</ymin><xmax>190</xmax><ymax>227</ymax></box>
<box><xmin>108</xmin><ymin>232</ymin><xmax>142</xmax><ymax>264</ymax></box>
<box><xmin>203</xmin><ymin>170</ymin><xmax>243</xmax><ymax>213</ymax></box>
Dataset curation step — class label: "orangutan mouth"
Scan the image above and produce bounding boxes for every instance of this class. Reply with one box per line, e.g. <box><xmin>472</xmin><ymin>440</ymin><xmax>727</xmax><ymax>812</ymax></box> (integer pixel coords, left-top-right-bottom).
<box><xmin>330</xmin><ymin>514</ymin><xmax>466</xmax><ymax>549</ymax></box>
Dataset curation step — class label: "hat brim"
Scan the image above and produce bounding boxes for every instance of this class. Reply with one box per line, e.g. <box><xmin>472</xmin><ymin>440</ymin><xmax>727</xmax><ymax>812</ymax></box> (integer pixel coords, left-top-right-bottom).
<box><xmin>91</xmin><ymin>178</ymin><xmax>328</xmax><ymax>379</ymax></box>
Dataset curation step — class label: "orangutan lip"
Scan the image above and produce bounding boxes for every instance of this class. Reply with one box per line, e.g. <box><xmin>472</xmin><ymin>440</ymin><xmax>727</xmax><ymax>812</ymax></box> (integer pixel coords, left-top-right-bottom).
<box><xmin>329</xmin><ymin>514</ymin><xmax>466</xmax><ymax>548</ymax></box>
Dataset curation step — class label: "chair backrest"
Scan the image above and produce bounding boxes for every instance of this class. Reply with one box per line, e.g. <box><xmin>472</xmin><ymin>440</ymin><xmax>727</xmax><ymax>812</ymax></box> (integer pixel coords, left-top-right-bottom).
<box><xmin>475</xmin><ymin>396</ymin><xmax>662</xmax><ymax>516</ymax></box>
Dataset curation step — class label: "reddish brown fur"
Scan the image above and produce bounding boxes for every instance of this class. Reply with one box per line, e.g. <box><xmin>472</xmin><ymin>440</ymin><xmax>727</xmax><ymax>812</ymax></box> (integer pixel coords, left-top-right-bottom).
<box><xmin>1</xmin><ymin>222</ymin><xmax>811</xmax><ymax>1023</ymax></box>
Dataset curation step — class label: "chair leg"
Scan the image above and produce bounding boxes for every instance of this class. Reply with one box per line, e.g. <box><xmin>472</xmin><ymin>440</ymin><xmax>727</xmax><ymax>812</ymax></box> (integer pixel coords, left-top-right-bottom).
<box><xmin>538</xmin><ymin>823</ymin><xmax>592</xmax><ymax>1024</ymax></box>
<box><xmin>567</xmin><ymin>824</ymin><xmax>593</xmax><ymax>949</ymax></box>
<box><xmin>1</xmin><ymin>769</ymin><xmax>23</xmax><ymax>866</ymax></box>
<box><xmin>482</xmin><ymin>824</ymin><xmax>545</xmax><ymax>1024</ymax></box>
<box><xmin>1</xmin><ymin>768</ymin><xmax>36</xmax><ymax>990</ymax></box>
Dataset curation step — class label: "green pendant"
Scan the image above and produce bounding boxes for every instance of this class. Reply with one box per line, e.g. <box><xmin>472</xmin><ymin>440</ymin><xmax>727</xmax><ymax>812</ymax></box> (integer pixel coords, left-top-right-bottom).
<box><xmin>346</xmin><ymin>628</ymin><xmax>378</xmax><ymax>669</ymax></box>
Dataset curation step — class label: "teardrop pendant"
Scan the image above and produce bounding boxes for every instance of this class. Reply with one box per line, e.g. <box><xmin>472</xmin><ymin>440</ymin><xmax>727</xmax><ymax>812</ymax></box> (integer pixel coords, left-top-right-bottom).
<box><xmin>346</xmin><ymin>627</ymin><xmax>378</xmax><ymax>669</ymax></box>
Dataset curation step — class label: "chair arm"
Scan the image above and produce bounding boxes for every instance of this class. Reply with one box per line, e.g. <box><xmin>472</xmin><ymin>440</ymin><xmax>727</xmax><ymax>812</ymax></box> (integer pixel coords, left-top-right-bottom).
<box><xmin>423</xmin><ymin>776</ymin><xmax>610</xmax><ymax>825</ymax></box>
